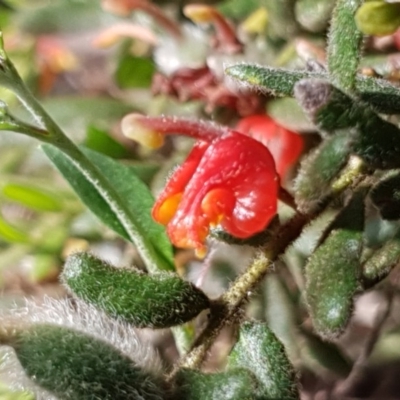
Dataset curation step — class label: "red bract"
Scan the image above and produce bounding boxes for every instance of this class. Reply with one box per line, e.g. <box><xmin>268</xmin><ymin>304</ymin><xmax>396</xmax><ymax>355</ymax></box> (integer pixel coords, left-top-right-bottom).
<box><xmin>122</xmin><ymin>115</ymin><xmax>279</xmax><ymax>256</ymax></box>
<box><xmin>236</xmin><ymin>115</ymin><xmax>304</xmax><ymax>179</ymax></box>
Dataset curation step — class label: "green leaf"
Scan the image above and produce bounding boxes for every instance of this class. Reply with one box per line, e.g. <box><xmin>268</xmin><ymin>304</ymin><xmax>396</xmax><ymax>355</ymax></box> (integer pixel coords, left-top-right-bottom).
<box><xmin>225</xmin><ymin>64</ymin><xmax>311</xmax><ymax>97</ymax></box>
<box><xmin>300</xmin><ymin>329</ymin><xmax>352</xmax><ymax>377</ymax></box>
<box><xmin>218</xmin><ymin>0</ymin><xmax>261</xmax><ymax>19</ymax></box>
<box><xmin>229</xmin><ymin>322</ymin><xmax>299</xmax><ymax>400</ymax></box>
<box><xmin>295</xmin><ymin>0</ymin><xmax>334</xmax><ymax>32</ymax></box>
<box><xmin>326</xmin><ymin>0</ymin><xmax>364</xmax><ymax>93</ymax></box>
<box><xmin>363</xmin><ymin>233</ymin><xmax>400</xmax><ymax>283</ymax></box>
<box><xmin>264</xmin><ymin>0</ymin><xmax>299</xmax><ymax>40</ymax></box>
<box><xmin>2</xmin><ymin>182</ymin><xmax>63</xmax><ymax>212</ymax></box>
<box><xmin>295</xmin><ymin>79</ymin><xmax>400</xmax><ymax>170</ymax></box>
<box><xmin>175</xmin><ymin>368</ymin><xmax>260</xmax><ymax>400</ymax></box>
<box><xmin>42</xmin><ymin>145</ymin><xmax>174</xmax><ymax>272</ymax></box>
<box><xmin>115</xmin><ymin>55</ymin><xmax>155</xmax><ymax>89</ymax></box>
<box><xmin>267</xmin><ymin>97</ymin><xmax>314</xmax><ymax>132</ymax></box>
<box><xmin>225</xmin><ymin>64</ymin><xmax>400</xmax><ymax>114</ymax></box>
<box><xmin>28</xmin><ymin>254</ymin><xmax>58</xmax><ymax>283</ymax></box>
<box><xmin>305</xmin><ymin>191</ymin><xmax>364</xmax><ymax>338</ymax></box>
<box><xmin>355</xmin><ymin>1</ymin><xmax>400</xmax><ymax>36</ymax></box>
<box><xmin>294</xmin><ymin>132</ymin><xmax>352</xmax><ymax>213</ymax></box>
<box><xmin>16</xmin><ymin>0</ymin><xmax>112</xmax><ymax>34</ymax></box>
<box><xmin>0</xmin><ymin>384</ymin><xmax>35</xmax><ymax>400</ymax></box>
<box><xmin>6</xmin><ymin>324</ymin><xmax>165</xmax><ymax>400</ymax></box>
<box><xmin>354</xmin><ymin>75</ymin><xmax>400</xmax><ymax>114</ymax></box>
<box><xmin>37</xmin><ymin>97</ymin><xmax>133</xmax><ymax>140</ymax></box>
<box><xmin>62</xmin><ymin>252</ymin><xmax>210</xmax><ymax>328</ymax></box>
<box><xmin>0</xmin><ymin>214</ymin><xmax>30</xmax><ymax>244</ymax></box>
<box><xmin>264</xmin><ymin>274</ymin><xmax>299</xmax><ymax>360</ymax></box>
<box><xmin>127</xmin><ymin>162</ymin><xmax>160</xmax><ymax>185</ymax></box>
<box><xmin>294</xmin><ymin>78</ymin><xmax>355</xmax><ymax>134</ymax></box>
<box><xmin>83</xmin><ymin>125</ymin><xmax>129</xmax><ymax>159</ymax></box>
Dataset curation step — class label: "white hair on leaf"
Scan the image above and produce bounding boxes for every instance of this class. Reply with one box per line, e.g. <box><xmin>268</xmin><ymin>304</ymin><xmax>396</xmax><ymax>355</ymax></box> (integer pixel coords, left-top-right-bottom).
<box><xmin>0</xmin><ymin>296</ymin><xmax>163</xmax><ymax>399</ymax></box>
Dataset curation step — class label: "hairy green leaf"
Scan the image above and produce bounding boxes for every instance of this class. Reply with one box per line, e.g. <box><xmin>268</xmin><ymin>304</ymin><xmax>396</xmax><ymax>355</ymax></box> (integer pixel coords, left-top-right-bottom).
<box><xmin>294</xmin><ymin>133</ymin><xmax>352</xmax><ymax>213</ymax></box>
<box><xmin>326</xmin><ymin>0</ymin><xmax>364</xmax><ymax>92</ymax></box>
<box><xmin>226</xmin><ymin>64</ymin><xmax>400</xmax><ymax>114</ymax></box>
<box><xmin>43</xmin><ymin>145</ymin><xmax>174</xmax><ymax>272</ymax></box>
<box><xmin>175</xmin><ymin>368</ymin><xmax>259</xmax><ymax>400</ymax></box>
<box><xmin>62</xmin><ymin>252</ymin><xmax>210</xmax><ymax>328</ymax></box>
<box><xmin>6</xmin><ymin>324</ymin><xmax>165</xmax><ymax>400</ymax></box>
<box><xmin>305</xmin><ymin>191</ymin><xmax>364</xmax><ymax>338</ymax></box>
<box><xmin>229</xmin><ymin>322</ymin><xmax>299</xmax><ymax>400</ymax></box>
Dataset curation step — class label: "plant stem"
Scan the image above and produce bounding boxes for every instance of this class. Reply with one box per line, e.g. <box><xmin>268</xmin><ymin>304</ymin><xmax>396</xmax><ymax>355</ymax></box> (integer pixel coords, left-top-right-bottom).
<box><xmin>172</xmin><ymin>212</ymin><xmax>309</xmax><ymax>374</ymax></box>
<box><xmin>175</xmin><ymin>157</ymin><xmax>368</xmax><ymax>373</ymax></box>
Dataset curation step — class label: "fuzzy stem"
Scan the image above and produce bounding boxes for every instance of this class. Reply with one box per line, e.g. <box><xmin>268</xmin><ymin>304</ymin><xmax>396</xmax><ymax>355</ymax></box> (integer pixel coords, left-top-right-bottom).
<box><xmin>278</xmin><ymin>187</ymin><xmax>296</xmax><ymax>209</ymax></box>
<box><xmin>172</xmin><ymin>212</ymin><xmax>309</xmax><ymax>374</ymax></box>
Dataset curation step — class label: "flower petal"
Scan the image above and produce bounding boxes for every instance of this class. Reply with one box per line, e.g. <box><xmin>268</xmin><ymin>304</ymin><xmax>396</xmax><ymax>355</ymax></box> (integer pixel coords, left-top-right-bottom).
<box><xmin>152</xmin><ymin>141</ymin><xmax>208</xmax><ymax>225</ymax></box>
<box><xmin>166</xmin><ymin>132</ymin><xmax>278</xmax><ymax>250</ymax></box>
<box><xmin>236</xmin><ymin>115</ymin><xmax>304</xmax><ymax>178</ymax></box>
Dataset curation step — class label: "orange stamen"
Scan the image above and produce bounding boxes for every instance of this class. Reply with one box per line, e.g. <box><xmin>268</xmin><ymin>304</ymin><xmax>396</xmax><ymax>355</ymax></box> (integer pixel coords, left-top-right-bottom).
<box><xmin>154</xmin><ymin>193</ymin><xmax>182</xmax><ymax>225</ymax></box>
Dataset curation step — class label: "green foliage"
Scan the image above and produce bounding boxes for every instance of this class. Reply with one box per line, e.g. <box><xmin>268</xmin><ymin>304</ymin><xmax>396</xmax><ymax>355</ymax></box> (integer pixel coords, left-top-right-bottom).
<box><xmin>218</xmin><ymin>0</ymin><xmax>261</xmax><ymax>19</ymax></box>
<box><xmin>225</xmin><ymin>65</ymin><xmax>311</xmax><ymax>97</ymax></box>
<box><xmin>294</xmin><ymin>78</ymin><xmax>355</xmax><ymax>133</ymax></box>
<box><xmin>0</xmin><ymin>214</ymin><xmax>30</xmax><ymax>244</ymax></box>
<box><xmin>229</xmin><ymin>322</ymin><xmax>299</xmax><ymax>400</ymax></box>
<box><xmin>1</xmin><ymin>182</ymin><xmax>63</xmax><ymax>212</ymax></box>
<box><xmin>363</xmin><ymin>233</ymin><xmax>400</xmax><ymax>283</ymax></box>
<box><xmin>175</xmin><ymin>368</ymin><xmax>259</xmax><ymax>400</ymax></box>
<box><xmin>115</xmin><ymin>55</ymin><xmax>155</xmax><ymax>89</ymax></box>
<box><xmin>7</xmin><ymin>324</ymin><xmax>166</xmax><ymax>400</ymax></box>
<box><xmin>263</xmin><ymin>0</ymin><xmax>298</xmax><ymax>40</ymax></box>
<box><xmin>83</xmin><ymin>125</ymin><xmax>130</xmax><ymax>159</ymax></box>
<box><xmin>295</xmin><ymin>0</ymin><xmax>334</xmax><ymax>32</ymax></box>
<box><xmin>355</xmin><ymin>1</ymin><xmax>400</xmax><ymax>36</ymax></box>
<box><xmin>62</xmin><ymin>252</ymin><xmax>210</xmax><ymax>328</ymax></box>
<box><xmin>2</xmin><ymin>0</ymin><xmax>400</xmax><ymax>397</ymax></box>
<box><xmin>326</xmin><ymin>0</ymin><xmax>363</xmax><ymax>93</ymax></box>
<box><xmin>0</xmin><ymin>384</ymin><xmax>34</xmax><ymax>400</ymax></box>
<box><xmin>43</xmin><ymin>145</ymin><xmax>174</xmax><ymax>272</ymax></box>
<box><xmin>295</xmin><ymin>79</ymin><xmax>400</xmax><ymax>170</ymax></box>
<box><xmin>300</xmin><ymin>329</ymin><xmax>352</xmax><ymax>377</ymax></box>
<box><xmin>16</xmin><ymin>0</ymin><xmax>108</xmax><ymax>34</ymax></box>
<box><xmin>41</xmin><ymin>97</ymin><xmax>133</xmax><ymax>137</ymax></box>
<box><xmin>266</xmin><ymin>97</ymin><xmax>313</xmax><ymax>131</ymax></box>
<box><xmin>294</xmin><ymin>132</ymin><xmax>352</xmax><ymax>213</ymax></box>
<box><xmin>264</xmin><ymin>273</ymin><xmax>299</xmax><ymax>359</ymax></box>
<box><xmin>305</xmin><ymin>191</ymin><xmax>364</xmax><ymax>338</ymax></box>
<box><xmin>225</xmin><ymin>65</ymin><xmax>400</xmax><ymax>114</ymax></box>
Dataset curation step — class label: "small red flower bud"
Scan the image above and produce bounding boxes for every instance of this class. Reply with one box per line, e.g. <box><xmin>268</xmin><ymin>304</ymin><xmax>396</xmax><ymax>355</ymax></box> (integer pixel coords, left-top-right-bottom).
<box><xmin>236</xmin><ymin>114</ymin><xmax>304</xmax><ymax>179</ymax></box>
<box><xmin>122</xmin><ymin>114</ymin><xmax>279</xmax><ymax>255</ymax></box>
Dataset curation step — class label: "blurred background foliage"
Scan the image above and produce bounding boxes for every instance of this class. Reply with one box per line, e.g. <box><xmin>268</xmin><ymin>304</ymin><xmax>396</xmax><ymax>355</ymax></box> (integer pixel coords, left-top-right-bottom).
<box><xmin>1</xmin><ymin>0</ymin><xmax>400</xmax><ymax>399</ymax></box>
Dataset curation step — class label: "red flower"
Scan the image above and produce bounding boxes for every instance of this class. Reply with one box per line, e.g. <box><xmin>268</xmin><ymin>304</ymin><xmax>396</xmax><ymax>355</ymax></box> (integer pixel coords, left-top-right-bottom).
<box><xmin>122</xmin><ymin>115</ymin><xmax>279</xmax><ymax>256</ymax></box>
<box><xmin>236</xmin><ymin>115</ymin><xmax>304</xmax><ymax>179</ymax></box>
